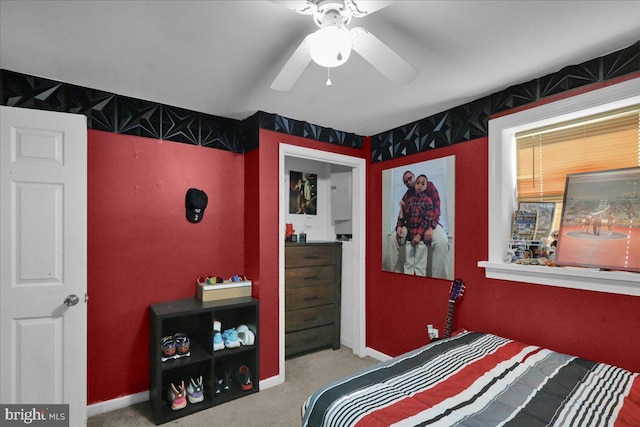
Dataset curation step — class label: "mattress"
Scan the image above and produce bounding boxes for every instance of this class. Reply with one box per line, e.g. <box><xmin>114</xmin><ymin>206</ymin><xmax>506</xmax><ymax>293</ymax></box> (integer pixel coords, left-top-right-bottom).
<box><xmin>301</xmin><ymin>331</ymin><xmax>640</xmax><ymax>426</ymax></box>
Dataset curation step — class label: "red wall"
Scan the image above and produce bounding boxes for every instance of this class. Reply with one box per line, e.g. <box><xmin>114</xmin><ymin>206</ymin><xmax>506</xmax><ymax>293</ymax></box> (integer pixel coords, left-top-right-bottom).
<box><xmin>87</xmin><ymin>130</ymin><xmax>245</xmax><ymax>403</ymax></box>
<box><xmin>87</xmin><ymin>80</ymin><xmax>640</xmax><ymax>404</ymax></box>
<box><xmin>366</xmin><ymin>110</ymin><xmax>640</xmax><ymax>374</ymax></box>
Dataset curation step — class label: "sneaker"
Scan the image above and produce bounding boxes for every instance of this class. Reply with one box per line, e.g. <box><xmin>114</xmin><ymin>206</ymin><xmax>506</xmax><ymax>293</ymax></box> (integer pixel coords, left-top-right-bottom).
<box><xmin>222</xmin><ymin>328</ymin><xmax>240</xmax><ymax>349</ymax></box>
<box><xmin>166</xmin><ymin>381</ymin><xmax>187</xmax><ymax>410</ymax></box>
<box><xmin>237</xmin><ymin>365</ymin><xmax>253</xmax><ymax>391</ymax></box>
<box><xmin>216</xmin><ymin>373</ymin><xmax>230</xmax><ymax>393</ymax></box>
<box><xmin>161</xmin><ymin>336</ymin><xmax>176</xmax><ymax>358</ymax></box>
<box><xmin>174</xmin><ymin>333</ymin><xmax>190</xmax><ymax>355</ymax></box>
<box><xmin>213</xmin><ymin>375</ymin><xmax>222</xmax><ymax>397</ymax></box>
<box><xmin>186</xmin><ymin>376</ymin><xmax>204</xmax><ymax>404</ymax></box>
<box><xmin>213</xmin><ymin>331</ymin><xmax>224</xmax><ymax>351</ymax></box>
<box><xmin>237</xmin><ymin>325</ymin><xmax>255</xmax><ymax>346</ymax></box>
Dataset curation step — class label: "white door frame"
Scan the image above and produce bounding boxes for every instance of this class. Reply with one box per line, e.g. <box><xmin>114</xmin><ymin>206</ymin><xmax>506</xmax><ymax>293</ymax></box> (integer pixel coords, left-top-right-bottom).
<box><xmin>278</xmin><ymin>143</ymin><xmax>366</xmax><ymax>382</ymax></box>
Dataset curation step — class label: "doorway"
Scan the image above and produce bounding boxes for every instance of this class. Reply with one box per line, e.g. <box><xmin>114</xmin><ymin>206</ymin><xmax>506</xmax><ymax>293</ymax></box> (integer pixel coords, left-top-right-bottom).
<box><xmin>278</xmin><ymin>144</ymin><xmax>366</xmax><ymax>383</ymax></box>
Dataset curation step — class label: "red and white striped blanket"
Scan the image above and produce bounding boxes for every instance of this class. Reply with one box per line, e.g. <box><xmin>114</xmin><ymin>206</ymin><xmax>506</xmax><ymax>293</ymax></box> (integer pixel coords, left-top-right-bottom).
<box><xmin>301</xmin><ymin>332</ymin><xmax>640</xmax><ymax>426</ymax></box>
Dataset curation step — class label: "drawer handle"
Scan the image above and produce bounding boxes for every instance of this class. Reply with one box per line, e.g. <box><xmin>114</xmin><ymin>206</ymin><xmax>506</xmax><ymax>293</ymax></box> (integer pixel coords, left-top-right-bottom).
<box><xmin>304</xmin><ymin>316</ymin><xmax>317</xmax><ymax>322</ymax></box>
<box><xmin>303</xmin><ymin>275</ymin><xmax>318</xmax><ymax>280</ymax></box>
<box><xmin>304</xmin><ymin>255</ymin><xmax>320</xmax><ymax>259</ymax></box>
<box><xmin>303</xmin><ymin>296</ymin><xmax>319</xmax><ymax>301</ymax></box>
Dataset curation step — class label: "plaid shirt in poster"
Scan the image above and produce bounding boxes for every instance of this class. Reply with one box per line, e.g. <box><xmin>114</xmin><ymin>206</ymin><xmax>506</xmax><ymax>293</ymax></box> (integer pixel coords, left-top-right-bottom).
<box><xmin>397</xmin><ymin>182</ymin><xmax>442</xmax><ymax>240</ymax></box>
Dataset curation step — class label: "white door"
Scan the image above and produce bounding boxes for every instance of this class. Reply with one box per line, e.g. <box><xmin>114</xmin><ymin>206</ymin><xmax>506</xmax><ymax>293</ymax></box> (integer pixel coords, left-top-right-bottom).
<box><xmin>0</xmin><ymin>106</ymin><xmax>87</xmax><ymax>425</ymax></box>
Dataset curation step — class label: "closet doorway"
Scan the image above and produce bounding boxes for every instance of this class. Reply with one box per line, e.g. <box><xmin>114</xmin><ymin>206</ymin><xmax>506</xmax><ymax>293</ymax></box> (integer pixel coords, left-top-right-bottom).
<box><xmin>278</xmin><ymin>144</ymin><xmax>366</xmax><ymax>382</ymax></box>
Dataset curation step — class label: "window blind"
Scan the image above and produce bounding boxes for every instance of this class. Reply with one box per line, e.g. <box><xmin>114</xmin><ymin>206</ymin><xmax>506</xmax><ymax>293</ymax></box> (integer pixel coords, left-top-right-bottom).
<box><xmin>515</xmin><ymin>105</ymin><xmax>640</xmax><ymax>230</ymax></box>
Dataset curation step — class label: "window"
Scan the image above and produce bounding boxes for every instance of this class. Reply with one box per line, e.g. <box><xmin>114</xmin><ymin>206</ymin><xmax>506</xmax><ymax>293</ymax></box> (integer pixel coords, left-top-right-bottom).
<box><xmin>515</xmin><ymin>105</ymin><xmax>640</xmax><ymax>233</ymax></box>
<box><xmin>479</xmin><ymin>78</ymin><xmax>640</xmax><ymax>296</ymax></box>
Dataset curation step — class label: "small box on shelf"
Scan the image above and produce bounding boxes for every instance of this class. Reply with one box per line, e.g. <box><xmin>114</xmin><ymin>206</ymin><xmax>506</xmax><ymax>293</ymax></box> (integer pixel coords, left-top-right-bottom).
<box><xmin>196</xmin><ymin>280</ymin><xmax>252</xmax><ymax>302</ymax></box>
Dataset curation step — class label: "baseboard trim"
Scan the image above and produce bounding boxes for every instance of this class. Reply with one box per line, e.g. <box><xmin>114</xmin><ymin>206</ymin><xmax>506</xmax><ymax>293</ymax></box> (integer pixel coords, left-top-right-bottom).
<box><xmin>87</xmin><ymin>390</ymin><xmax>149</xmax><ymax>417</ymax></box>
<box><xmin>87</xmin><ymin>376</ymin><xmax>282</xmax><ymax>417</ymax></box>
<box><xmin>258</xmin><ymin>373</ymin><xmax>283</xmax><ymax>390</ymax></box>
<box><xmin>364</xmin><ymin>346</ymin><xmax>391</xmax><ymax>362</ymax></box>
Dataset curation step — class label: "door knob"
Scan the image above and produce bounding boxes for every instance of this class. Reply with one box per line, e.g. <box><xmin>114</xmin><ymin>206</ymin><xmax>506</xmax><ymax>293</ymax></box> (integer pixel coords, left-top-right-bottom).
<box><xmin>64</xmin><ymin>294</ymin><xmax>80</xmax><ymax>306</ymax></box>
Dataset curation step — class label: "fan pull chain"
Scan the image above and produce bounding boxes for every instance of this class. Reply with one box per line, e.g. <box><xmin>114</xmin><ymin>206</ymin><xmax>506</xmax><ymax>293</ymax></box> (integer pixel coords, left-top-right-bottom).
<box><xmin>326</xmin><ymin>68</ymin><xmax>332</xmax><ymax>87</ymax></box>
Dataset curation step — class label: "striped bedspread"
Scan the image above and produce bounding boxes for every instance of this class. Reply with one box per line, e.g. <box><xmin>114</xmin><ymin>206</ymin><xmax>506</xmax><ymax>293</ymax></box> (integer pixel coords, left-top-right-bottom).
<box><xmin>301</xmin><ymin>332</ymin><xmax>640</xmax><ymax>426</ymax></box>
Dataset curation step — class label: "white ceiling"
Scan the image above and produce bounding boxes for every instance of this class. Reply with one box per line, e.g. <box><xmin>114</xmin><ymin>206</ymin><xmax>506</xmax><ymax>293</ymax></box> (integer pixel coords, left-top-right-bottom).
<box><xmin>1</xmin><ymin>0</ymin><xmax>639</xmax><ymax>136</ymax></box>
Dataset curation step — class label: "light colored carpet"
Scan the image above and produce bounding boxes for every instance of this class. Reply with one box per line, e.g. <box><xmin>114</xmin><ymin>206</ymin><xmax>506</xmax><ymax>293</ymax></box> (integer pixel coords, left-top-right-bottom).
<box><xmin>88</xmin><ymin>346</ymin><xmax>378</xmax><ymax>426</ymax></box>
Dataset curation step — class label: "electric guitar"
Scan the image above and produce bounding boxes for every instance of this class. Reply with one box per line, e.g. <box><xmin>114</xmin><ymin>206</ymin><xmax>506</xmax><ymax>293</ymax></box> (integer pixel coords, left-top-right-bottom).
<box><xmin>444</xmin><ymin>279</ymin><xmax>465</xmax><ymax>338</ymax></box>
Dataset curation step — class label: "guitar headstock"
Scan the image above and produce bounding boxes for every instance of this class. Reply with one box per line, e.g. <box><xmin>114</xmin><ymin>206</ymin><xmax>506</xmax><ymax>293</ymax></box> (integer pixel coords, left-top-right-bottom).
<box><xmin>449</xmin><ymin>279</ymin><xmax>465</xmax><ymax>301</ymax></box>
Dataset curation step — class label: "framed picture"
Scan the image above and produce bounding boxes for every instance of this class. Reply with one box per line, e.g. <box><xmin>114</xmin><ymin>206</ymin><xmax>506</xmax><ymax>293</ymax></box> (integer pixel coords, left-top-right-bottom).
<box><xmin>289</xmin><ymin>171</ymin><xmax>317</xmax><ymax>215</ymax></box>
<box><xmin>555</xmin><ymin>166</ymin><xmax>640</xmax><ymax>272</ymax></box>
<box><xmin>518</xmin><ymin>202</ymin><xmax>556</xmax><ymax>241</ymax></box>
<box><xmin>381</xmin><ymin>156</ymin><xmax>455</xmax><ymax>280</ymax></box>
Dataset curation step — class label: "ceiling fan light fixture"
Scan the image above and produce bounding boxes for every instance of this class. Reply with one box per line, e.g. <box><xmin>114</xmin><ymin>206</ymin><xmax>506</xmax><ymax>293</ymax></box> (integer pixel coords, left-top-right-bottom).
<box><xmin>308</xmin><ymin>25</ymin><xmax>352</xmax><ymax>68</ymax></box>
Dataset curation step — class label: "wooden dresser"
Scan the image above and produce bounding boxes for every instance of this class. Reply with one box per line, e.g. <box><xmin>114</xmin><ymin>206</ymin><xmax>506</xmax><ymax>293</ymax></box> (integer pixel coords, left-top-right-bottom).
<box><xmin>285</xmin><ymin>241</ymin><xmax>342</xmax><ymax>358</ymax></box>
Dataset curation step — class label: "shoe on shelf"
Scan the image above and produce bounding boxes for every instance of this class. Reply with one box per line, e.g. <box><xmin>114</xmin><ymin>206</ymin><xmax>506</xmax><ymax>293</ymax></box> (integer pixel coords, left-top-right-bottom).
<box><xmin>213</xmin><ymin>375</ymin><xmax>222</xmax><ymax>397</ymax></box>
<box><xmin>216</xmin><ymin>373</ymin><xmax>230</xmax><ymax>393</ymax></box>
<box><xmin>222</xmin><ymin>328</ymin><xmax>240</xmax><ymax>349</ymax></box>
<box><xmin>237</xmin><ymin>365</ymin><xmax>253</xmax><ymax>391</ymax></box>
<box><xmin>186</xmin><ymin>376</ymin><xmax>204</xmax><ymax>404</ymax></box>
<box><xmin>166</xmin><ymin>381</ymin><xmax>187</xmax><ymax>410</ymax></box>
<box><xmin>213</xmin><ymin>331</ymin><xmax>224</xmax><ymax>351</ymax></box>
<box><xmin>161</xmin><ymin>336</ymin><xmax>176</xmax><ymax>358</ymax></box>
<box><xmin>174</xmin><ymin>333</ymin><xmax>190</xmax><ymax>355</ymax></box>
<box><xmin>237</xmin><ymin>325</ymin><xmax>255</xmax><ymax>346</ymax></box>
<box><xmin>213</xmin><ymin>320</ymin><xmax>221</xmax><ymax>332</ymax></box>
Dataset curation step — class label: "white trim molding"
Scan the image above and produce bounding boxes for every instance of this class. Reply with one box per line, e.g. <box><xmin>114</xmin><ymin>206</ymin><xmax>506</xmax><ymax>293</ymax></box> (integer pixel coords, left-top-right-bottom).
<box><xmin>87</xmin><ymin>390</ymin><xmax>148</xmax><ymax>418</ymax></box>
<box><xmin>479</xmin><ymin>77</ymin><xmax>640</xmax><ymax>296</ymax></box>
<box><xmin>278</xmin><ymin>144</ymin><xmax>367</xmax><ymax>384</ymax></box>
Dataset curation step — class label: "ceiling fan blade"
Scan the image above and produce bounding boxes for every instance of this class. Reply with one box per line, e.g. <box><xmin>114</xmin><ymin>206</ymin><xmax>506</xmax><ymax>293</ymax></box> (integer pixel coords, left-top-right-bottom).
<box><xmin>269</xmin><ymin>0</ymin><xmax>316</xmax><ymax>15</ymax></box>
<box><xmin>350</xmin><ymin>26</ymin><xmax>418</xmax><ymax>85</ymax></box>
<box><xmin>271</xmin><ymin>36</ymin><xmax>313</xmax><ymax>91</ymax></box>
<box><xmin>347</xmin><ymin>1</ymin><xmax>395</xmax><ymax>17</ymax></box>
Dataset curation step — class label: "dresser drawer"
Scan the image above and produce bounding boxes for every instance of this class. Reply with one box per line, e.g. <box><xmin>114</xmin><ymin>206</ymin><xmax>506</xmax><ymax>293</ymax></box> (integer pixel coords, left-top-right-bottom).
<box><xmin>285</xmin><ymin>265</ymin><xmax>336</xmax><ymax>288</ymax></box>
<box><xmin>286</xmin><ymin>285</ymin><xmax>336</xmax><ymax>310</ymax></box>
<box><xmin>285</xmin><ymin>245</ymin><xmax>339</xmax><ymax>268</ymax></box>
<box><xmin>285</xmin><ymin>324</ymin><xmax>336</xmax><ymax>357</ymax></box>
<box><xmin>285</xmin><ymin>304</ymin><xmax>335</xmax><ymax>333</ymax></box>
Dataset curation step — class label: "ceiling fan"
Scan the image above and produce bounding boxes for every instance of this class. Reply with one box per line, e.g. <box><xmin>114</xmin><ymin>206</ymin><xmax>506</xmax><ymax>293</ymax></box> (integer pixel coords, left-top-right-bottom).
<box><xmin>270</xmin><ymin>0</ymin><xmax>418</xmax><ymax>90</ymax></box>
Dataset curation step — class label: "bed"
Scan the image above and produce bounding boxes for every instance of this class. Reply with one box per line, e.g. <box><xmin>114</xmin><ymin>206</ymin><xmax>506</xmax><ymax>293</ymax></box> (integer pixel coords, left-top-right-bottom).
<box><xmin>301</xmin><ymin>331</ymin><xmax>640</xmax><ymax>426</ymax></box>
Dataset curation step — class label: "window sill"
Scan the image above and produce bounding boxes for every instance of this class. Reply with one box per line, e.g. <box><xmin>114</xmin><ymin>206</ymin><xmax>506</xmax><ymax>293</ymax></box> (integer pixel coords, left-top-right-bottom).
<box><xmin>478</xmin><ymin>261</ymin><xmax>640</xmax><ymax>297</ymax></box>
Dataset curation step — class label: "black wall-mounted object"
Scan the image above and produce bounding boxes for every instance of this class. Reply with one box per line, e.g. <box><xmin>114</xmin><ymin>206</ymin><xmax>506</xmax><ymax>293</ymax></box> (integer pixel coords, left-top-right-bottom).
<box><xmin>185</xmin><ymin>188</ymin><xmax>208</xmax><ymax>223</ymax></box>
<box><xmin>1</xmin><ymin>41</ymin><xmax>637</xmax><ymax>161</ymax></box>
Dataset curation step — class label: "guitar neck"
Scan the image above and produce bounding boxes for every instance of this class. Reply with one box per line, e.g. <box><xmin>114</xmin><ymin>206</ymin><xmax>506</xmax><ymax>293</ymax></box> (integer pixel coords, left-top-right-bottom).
<box><xmin>444</xmin><ymin>299</ymin><xmax>456</xmax><ymax>338</ymax></box>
